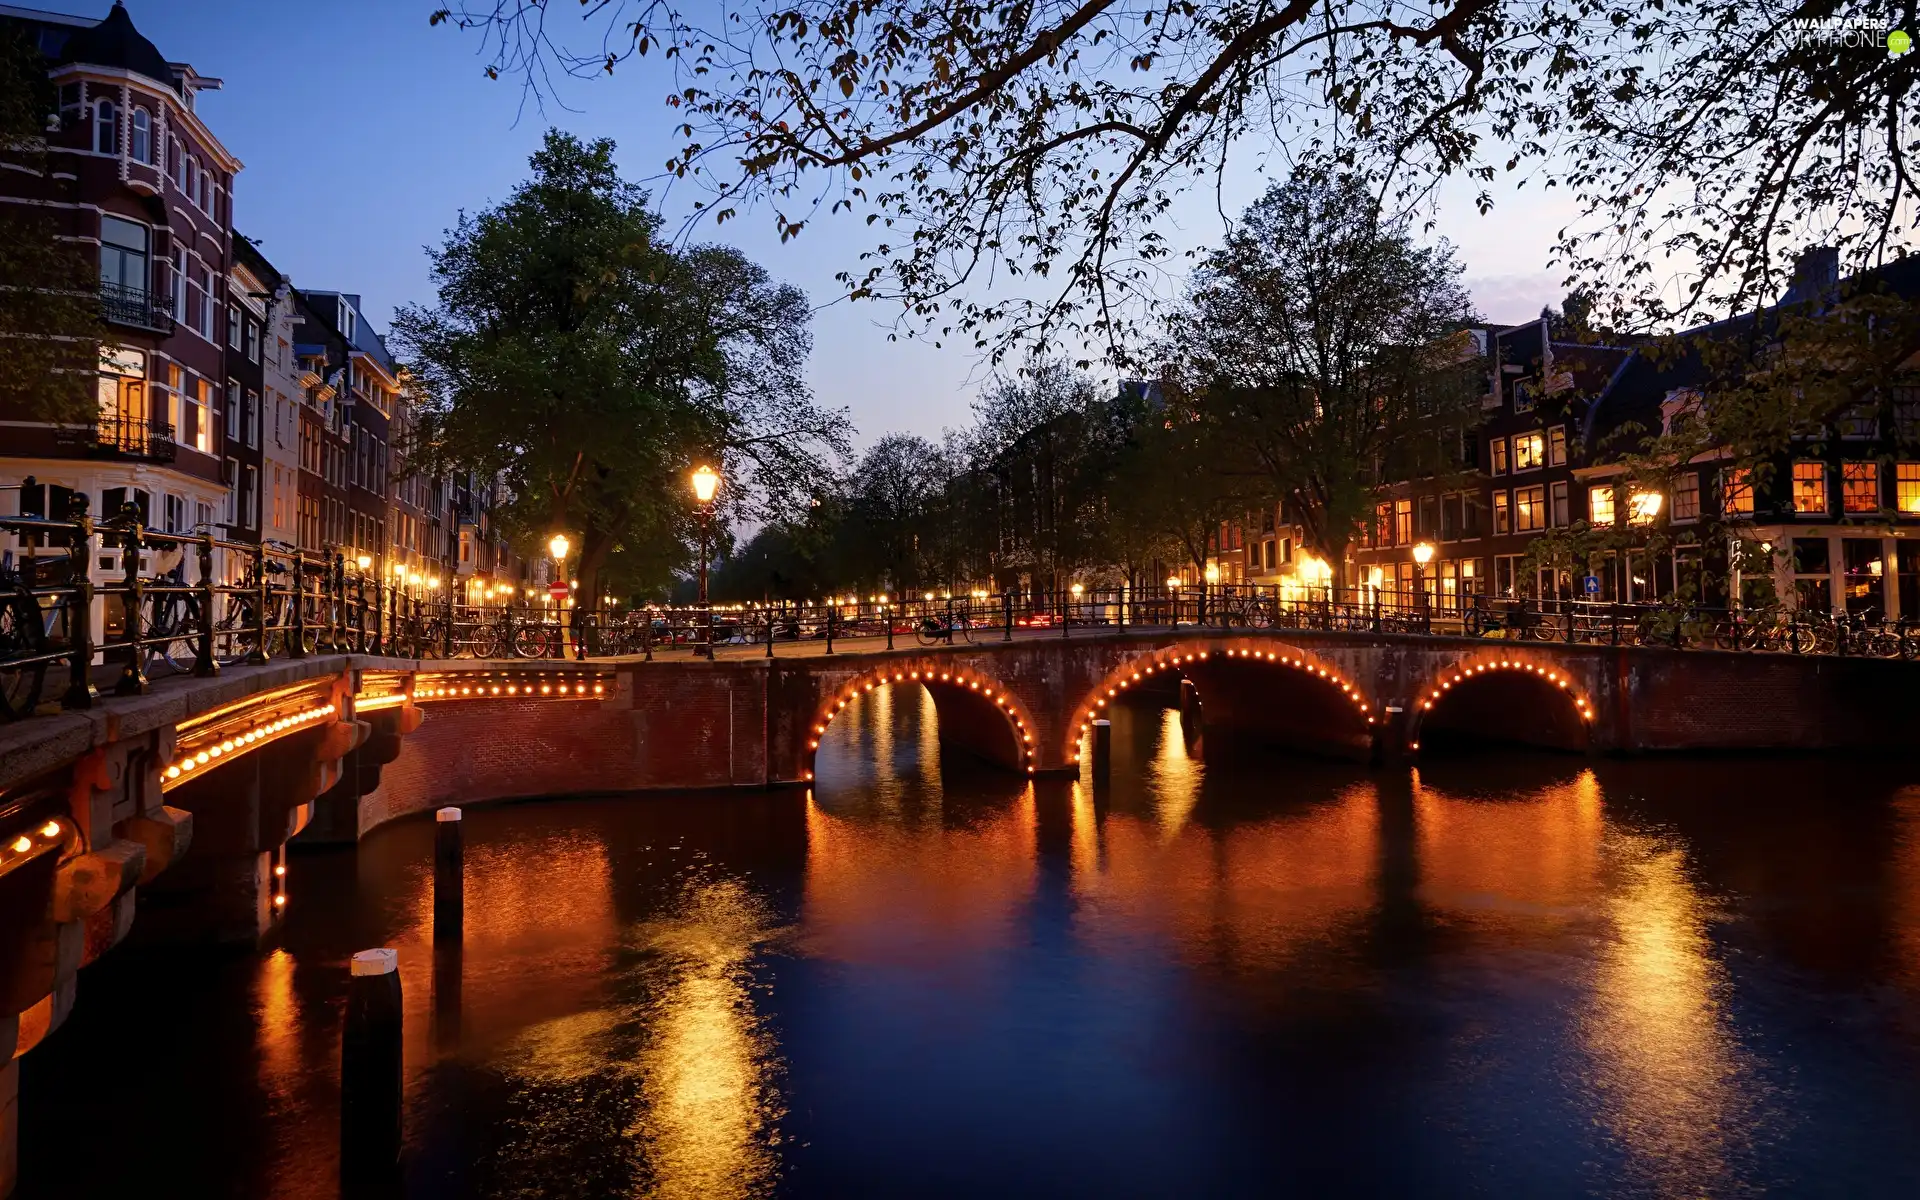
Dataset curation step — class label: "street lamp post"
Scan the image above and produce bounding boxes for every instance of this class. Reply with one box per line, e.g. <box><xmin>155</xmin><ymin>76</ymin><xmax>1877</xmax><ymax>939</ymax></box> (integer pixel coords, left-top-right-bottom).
<box><xmin>548</xmin><ymin>533</ymin><xmax>570</xmax><ymax>660</ymax></box>
<box><xmin>691</xmin><ymin>466</ymin><xmax>720</xmax><ymax>659</ymax></box>
<box><xmin>1413</xmin><ymin>542</ymin><xmax>1435</xmax><ymax>630</ymax></box>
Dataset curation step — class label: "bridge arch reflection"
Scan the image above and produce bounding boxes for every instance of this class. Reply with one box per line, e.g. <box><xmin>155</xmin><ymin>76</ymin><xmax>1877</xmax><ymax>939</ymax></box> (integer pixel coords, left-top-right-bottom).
<box><xmin>1064</xmin><ymin>639</ymin><xmax>1377</xmax><ymax>765</ymax></box>
<box><xmin>805</xmin><ymin>661</ymin><xmax>1038</xmax><ymax>779</ymax></box>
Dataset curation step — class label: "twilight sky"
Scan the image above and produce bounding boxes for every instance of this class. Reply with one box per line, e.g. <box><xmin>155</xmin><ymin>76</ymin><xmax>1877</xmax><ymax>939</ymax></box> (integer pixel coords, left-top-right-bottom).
<box><xmin>104</xmin><ymin>0</ymin><xmax>1574</xmax><ymax>447</ymax></box>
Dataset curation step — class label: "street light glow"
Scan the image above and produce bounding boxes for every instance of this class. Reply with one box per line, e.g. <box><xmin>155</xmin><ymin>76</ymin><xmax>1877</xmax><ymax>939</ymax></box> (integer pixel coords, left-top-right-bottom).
<box><xmin>355</xmin><ymin>555</ymin><xmax>371</xmax><ymax>571</ymax></box>
<box><xmin>548</xmin><ymin>533</ymin><xmax>570</xmax><ymax>562</ymax></box>
<box><xmin>691</xmin><ymin>464</ymin><xmax>720</xmax><ymax>503</ymax></box>
<box><xmin>1412</xmin><ymin>542</ymin><xmax>1435</xmax><ymax>565</ymax></box>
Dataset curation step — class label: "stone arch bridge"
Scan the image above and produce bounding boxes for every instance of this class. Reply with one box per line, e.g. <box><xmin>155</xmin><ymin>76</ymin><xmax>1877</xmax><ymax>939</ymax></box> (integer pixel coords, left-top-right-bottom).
<box><xmin>0</xmin><ymin>627</ymin><xmax>1915</xmax><ymax>1190</ymax></box>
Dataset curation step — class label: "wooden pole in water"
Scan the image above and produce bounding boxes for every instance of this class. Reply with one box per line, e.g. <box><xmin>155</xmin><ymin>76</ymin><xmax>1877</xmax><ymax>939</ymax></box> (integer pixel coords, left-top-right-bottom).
<box><xmin>433</xmin><ymin>807</ymin><xmax>462</xmax><ymax>943</ymax></box>
<box><xmin>1091</xmin><ymin>719</ymin><xmax>1112</xmax><ymax>783</ymax></box>
<box><xmin>341</xmin><ymin>947</ymin><xmax>403</xmax><ymax>1176</ymax></box>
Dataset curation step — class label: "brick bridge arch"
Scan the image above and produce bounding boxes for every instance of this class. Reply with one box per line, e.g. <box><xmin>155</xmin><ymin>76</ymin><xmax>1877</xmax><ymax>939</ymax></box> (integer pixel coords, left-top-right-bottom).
<box><xmin>803</xmin><ymin>658</ymin><xmax>1041</xmax><ymax>779</ymax></box>
<box><xmin>1059</xmin><ymin>637</ymin><xmax>1380</xmax><ymax>764</ymax></box>
<box><xmin>1407</xmin><ymin>651</ymin><xmax>1597</xmax><ymax>754</ymax></box>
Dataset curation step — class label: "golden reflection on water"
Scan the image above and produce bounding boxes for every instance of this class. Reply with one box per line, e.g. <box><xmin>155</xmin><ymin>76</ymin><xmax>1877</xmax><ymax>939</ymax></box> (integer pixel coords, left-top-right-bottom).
<box><xmin>1586</xmin><ymin>830</ymin><xmax>1751</xmax><ymax>1193</ymax></box>
<box><xmin>253</xmin><ymin>946</ymin><xmax>300</xmax><ymax>1094</ymax></box>
<box><xmin>1146</xmin><ymin>707</ymin><xmax>1200</xmax><ymax>839</ymax></box>
<box><xmin>627</xmin><ymin>879</ymin><xmax>785</xmax><ymax>1200</ymax></box>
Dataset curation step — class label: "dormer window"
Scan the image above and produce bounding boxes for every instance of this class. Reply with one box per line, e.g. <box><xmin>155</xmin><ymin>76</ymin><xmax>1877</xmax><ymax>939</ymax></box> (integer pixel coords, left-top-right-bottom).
<box><xmin>338</xmin><ymin>299</ymin><xmax>356</xmax><ymax>342</ymax></box>
<box><xmin>93</xmin><ymin>99</ymin><xmax>117</xmax><ymax>154</ymax></box>
<box><xmin>130</xmin><ymin>108</ymin><xmax>151</xmax><ymax>164</ymax></box>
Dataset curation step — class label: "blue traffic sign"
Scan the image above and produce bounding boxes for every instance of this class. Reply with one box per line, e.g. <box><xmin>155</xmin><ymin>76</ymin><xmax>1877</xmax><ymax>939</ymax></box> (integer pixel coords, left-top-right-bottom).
<box><xmin>1582</xmin><ymin>575</ymin><xmax>1601</xmax><ymax>595</ymax></box>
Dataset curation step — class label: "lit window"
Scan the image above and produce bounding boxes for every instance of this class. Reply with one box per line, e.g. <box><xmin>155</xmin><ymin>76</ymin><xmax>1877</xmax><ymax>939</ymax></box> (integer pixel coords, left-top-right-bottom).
<box><xmin>1489</xmin><ymin>437</ymin><xmax>1509</xmax><ymax>475</ymax></box>
<box><xmin>1589</xmin><ymin>486</ymin><xmax>1616</xmax><ymax>527</ymax></box>
<box><xmin>1513</xmin><ymin>432</ymin><xmax>1545</xmax><ymax>472</ymax></box>
<box><xmin>1514</xmin><ymin>484</ymin><xmax>1546</xmax><ymax>532</ymax></box>
<box><xmin>1493</xmin><ymin>490</ymin><xmax>1511</xmax><ymax>535</ymax></box>
<box><xmin>1897</xmin><ymin>463</ymin><xmax>1920</xmax><ymax>514</ymax></box>
<box><xmin>1671</xmin><ymin>472</ymin><xmax>1700</xmax><ymax>521</ymax></box>
<box><xmin>1842</xmin><ymin>462</ymin><xmax>1880</xmax><ymax>513</ymax></box>
<box><xmin>1793</xmin><ymin>461</ymin><xmax>1828</xmax><ymax>515</ymax></box>
<box><xmin>1548</xmin><ymin>425</ymin><xmax>1568</xmax><ymax>467</ymax></box>
<box><xmin>1723</xmin><ymin>467</ymin><xmax>1754</xmax><ymax>516</ymax></box>
<box><xmin>1395</xmin><ymin>499</ymin><xmax>1412</xmax><ymax>545</ymax></box>
<box><xmin>1628</xmin><ymin>491</ymin><xmax>1663</xmax><ymax>525</ymax></box>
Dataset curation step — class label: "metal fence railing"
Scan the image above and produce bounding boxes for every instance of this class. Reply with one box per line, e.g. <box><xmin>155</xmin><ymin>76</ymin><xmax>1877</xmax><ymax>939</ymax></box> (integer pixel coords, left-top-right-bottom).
<box><xmin>4</xmin><ymin>502</ymin><xmax>1916</xmax><ymax>723</ymax></box>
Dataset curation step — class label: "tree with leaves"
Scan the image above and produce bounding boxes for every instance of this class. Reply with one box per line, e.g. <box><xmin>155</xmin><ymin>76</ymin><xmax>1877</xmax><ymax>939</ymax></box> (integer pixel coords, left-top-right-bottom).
<box><xmin>1167</xmin><ymin>171</ymin><xmax>1480</xmax><ymax>565</ymax></box>
<box><xmin>392</xmin><ymin>130</ymin><xmax>847</xmax><ymax>599</ymax></box>
<box><xmin>0</xmin><ymin>29</ymin><xmax>105</xmax><ymax>422</ymax></box>
<box><xmin>433</xmin><ymin>0</ymin><xmax>1917</xmax><ymax>362</ymax></box>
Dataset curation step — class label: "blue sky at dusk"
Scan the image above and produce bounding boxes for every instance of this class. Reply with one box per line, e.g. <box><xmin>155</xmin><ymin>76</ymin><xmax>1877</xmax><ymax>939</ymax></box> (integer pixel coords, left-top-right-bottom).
<box><xmin>96</xmin><ymin>0</ymin><xmax>1572</xmax><ymax>447</ymax></box>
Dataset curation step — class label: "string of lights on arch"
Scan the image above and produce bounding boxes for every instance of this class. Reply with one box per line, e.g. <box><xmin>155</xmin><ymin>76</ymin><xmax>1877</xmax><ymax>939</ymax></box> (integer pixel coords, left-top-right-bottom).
<box><xmin>1068</xmin><ymin>646</ymin><xmax>1374</xmax><ymax>765</ymax></box>
<box><xmin>807</xmin><ymin>667</ymin><xmax>1039</xmax><ymax>780</ymax></box>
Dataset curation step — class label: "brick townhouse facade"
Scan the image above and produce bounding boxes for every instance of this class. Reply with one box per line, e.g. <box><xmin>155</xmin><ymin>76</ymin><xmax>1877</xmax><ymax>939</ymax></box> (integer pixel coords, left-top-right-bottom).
<box><xmin>0</xmin><ymin>3</ymin><xmax>530</xmax><ymax>615</ymax></box>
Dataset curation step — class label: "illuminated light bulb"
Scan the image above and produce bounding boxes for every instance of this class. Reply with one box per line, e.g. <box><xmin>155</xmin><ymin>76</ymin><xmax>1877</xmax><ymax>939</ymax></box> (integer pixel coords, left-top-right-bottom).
<box><xmin>1424</xmin><ymin>701</ymin><xmax>1433</xmax><ymax>709</ymax></box>
<box><xmin>593</xmin><ymin>684</ymin><xmax>604</xmax><ymax>694</ymax></box>
<box><xmin>274</xmin><ymin>864</ymin><xmax>286</xmax><ymax>877</ymax></box>
<box><xmin>541</xmin><ymin>685</ymin><xmax>551</xmax><ymax>694</ymax></box>
<box><xmin>11</xmin><ymin>836</ymin><xmax>30</xmax><ymax>853</ymax></box>
<box><xmin>809</xmin><ymin>740</ymin><xmax>819</xmax><ymax>749</ymax></box>
<box><xmin>507</xmin><ymin>685</ymin><xmax>517</xmax><ymax>695</ymax></box>
<box><xmin>177</xmin><ymin>759</ymin><xmax>193</xmax><ymax>772</ymax></box>
<box><xmin>41</xmin><ymin>821</ymin><xmax>60</xmax><ymax>838</ymax></box>
<box><xmin>491</xmin><ymin>686</ymin><xmax>501</xmax><ymax>694</ymax></box>
<box><xmin>165</xmin><ymin>766</ymin><xmax>181</xmax><ymax>779</ymax></box>
<box><xmin>273</xmin><ymin>894</ymin><xmax>286</xmax><ymax>908</ymax></box>
<box><xmin>221</xmin><ymin>740</ymin><xmax>235</xmax><ymax>752</ymax></box>
<box><xmin>195</xmin><ymin>752</ymin><xmax>210</xmax><ymax>765</ymax></box>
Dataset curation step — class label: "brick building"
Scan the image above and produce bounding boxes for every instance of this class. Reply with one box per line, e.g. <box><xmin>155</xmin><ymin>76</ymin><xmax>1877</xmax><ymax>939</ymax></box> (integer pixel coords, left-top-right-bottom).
<box><xmin>0</xmin><ymin>2</ymin><xmax>241</xmax><ymax>595</ymax></box>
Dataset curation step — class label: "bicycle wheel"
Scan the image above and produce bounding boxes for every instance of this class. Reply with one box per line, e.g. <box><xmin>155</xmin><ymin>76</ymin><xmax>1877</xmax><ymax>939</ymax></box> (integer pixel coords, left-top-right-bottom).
<box><xmin>0</xmin><ymin>588</ymin><xmax>48</xmax><ymax>719</ymax></box>
<box><xmin>513</xmin><ymin>625</ymin><xmax>558</xmax><ymax>658</ymax></box>
<box><xmin>915</xmin><ymin>618</ymin><xmax>946</xmax><ymax>647</ymax></box>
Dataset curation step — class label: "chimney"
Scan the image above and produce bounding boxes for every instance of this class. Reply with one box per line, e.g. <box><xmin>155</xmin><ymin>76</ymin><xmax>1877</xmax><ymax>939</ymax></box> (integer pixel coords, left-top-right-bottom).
<box><xmin>1784</xmin><ymin>246</ymin><xmax>1839</xmax><ymax>306</ymax></box>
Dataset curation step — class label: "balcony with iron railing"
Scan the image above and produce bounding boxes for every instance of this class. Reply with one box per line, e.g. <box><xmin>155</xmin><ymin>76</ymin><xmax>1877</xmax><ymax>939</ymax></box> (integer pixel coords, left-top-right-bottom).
<box><xmin>98</xmin><ymin>281</ymin><xmax>177</xmax><ymax>335</ymax></box>
<box><xmin>92</xmin><ymin>413</ymin><xmax>177</xmax><ymax>462</ymax></box>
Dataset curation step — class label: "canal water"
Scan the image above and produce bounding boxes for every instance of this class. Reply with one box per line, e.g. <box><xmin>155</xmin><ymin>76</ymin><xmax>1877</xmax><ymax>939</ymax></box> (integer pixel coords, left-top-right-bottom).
<box><xmin>23</xmin><ymin>684</ymin><xmax>1920</xmax><ymax>1197</ymax></box>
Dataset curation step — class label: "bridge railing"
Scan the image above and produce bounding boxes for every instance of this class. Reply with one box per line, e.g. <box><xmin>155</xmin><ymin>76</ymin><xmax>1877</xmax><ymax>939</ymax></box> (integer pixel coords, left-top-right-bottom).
<box><xmin>7</xmin><ymin>510</ymin><xmax>1917</xmax><ymax>722</ymax></box>
<box><xmin>0</xmin><ymin>497</ymin><xmax>472</xmax><ymax>720</ymax></box>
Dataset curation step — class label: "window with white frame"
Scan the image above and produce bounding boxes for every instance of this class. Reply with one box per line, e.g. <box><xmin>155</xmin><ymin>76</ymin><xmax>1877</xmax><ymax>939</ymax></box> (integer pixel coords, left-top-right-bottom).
<box><xmin>1489</xmin><ymin>436</ymin><xmax>1509</xmax><ymax>475</ymax></box>
<box><xmin>1513</xmin><ymin>431</ymin><xmax>1545</xmax><ymax>472</ymax></box>
<box><xmin>227</xmin><ymin>303</ymin><xmax>241</xmax><ymax>350</ymax></box>
<box><xmin>1589</xmin><ymin>485</ymin><xmax>1616</xmax><ymax>526</ymax></box>
<box><xmin>1514</xmin><ymin>484</ymin><xmax>1546</xmax><ymax>532</ymax></box>
<box><xmin>1548</xmin><ymin>425</ymin><xmax>1568</xmax><ymax>467</ymax></box>
<box><xmin>130</xmin><ymin>108</ymin><xmax>151</xmax><ymax>163</ymax></box>
<box><xmin>225</xmin><ymin>379</ymin><xmax>240</xmax><ymax>440</ymax></box>
<box><xmin>93</xmin><ymin>98</ymin><xmax>117</xmax><ymax>154</ymax></box>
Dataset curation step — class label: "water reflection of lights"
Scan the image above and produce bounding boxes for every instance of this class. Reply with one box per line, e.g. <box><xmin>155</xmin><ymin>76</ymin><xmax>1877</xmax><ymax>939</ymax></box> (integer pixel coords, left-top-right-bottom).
<box><xmin>631</xmin><ymin>879</ymin><xmax>785</xmax><ymax>1200</ymax></box>
<box><xmin>1586</xmin><ymin>831</ymin><xmax>1753</xmax><ymax>1194</ymax></box>
<box><xmin>493</xmin><ymin>879</ymin><xmax>786</xmax><ymax>1200</ymax></box>
<box><xmin>1148</xmin><ymin>708</ymin><xmax>1201</xmax><ymax>838</ymax></box>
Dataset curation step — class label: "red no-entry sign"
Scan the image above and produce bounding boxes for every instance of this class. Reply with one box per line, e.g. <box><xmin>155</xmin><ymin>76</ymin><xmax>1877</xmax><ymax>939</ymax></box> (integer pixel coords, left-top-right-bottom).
<box><xmin>549</xmin><ymin>582</ymin><xmax>569</xmax><ymax>603</ymax></box>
